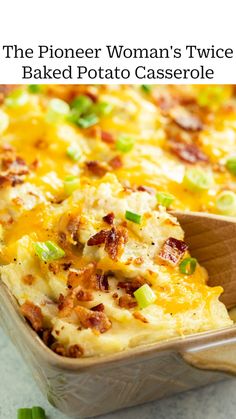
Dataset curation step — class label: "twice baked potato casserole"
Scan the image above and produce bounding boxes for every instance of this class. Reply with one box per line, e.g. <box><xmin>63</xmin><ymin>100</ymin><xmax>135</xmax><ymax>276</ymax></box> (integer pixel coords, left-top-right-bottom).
<box><xmin>0</xmin><ymin>84</ymin><xmax>234</xmax><ymax>358</ymax></box>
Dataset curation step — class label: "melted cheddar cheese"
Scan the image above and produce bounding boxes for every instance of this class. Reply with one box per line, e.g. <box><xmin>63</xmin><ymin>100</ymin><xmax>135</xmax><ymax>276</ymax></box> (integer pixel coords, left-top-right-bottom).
<box><xmin>0</xmin><ymin>84</ymin><xmax>233</xmax><ymax>358</ymax></box>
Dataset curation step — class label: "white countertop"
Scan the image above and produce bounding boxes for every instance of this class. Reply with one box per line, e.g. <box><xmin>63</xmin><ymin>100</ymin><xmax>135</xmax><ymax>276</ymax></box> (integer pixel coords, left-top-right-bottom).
<box><xmin>1</xmin><ymin>329</ymin><xmax>235</xmax><ymax>419</ymax></box>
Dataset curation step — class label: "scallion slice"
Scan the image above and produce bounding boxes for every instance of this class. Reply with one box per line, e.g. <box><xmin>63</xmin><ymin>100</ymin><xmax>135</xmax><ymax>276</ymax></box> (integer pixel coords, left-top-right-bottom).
<box><xmin>216</xmin><ymin>191</ymin><xmax>236</xmax><ymax>215</ymax></box>
<box><xmin>64</xmin><ymin>175</ymin><xmax>80</xmax><ymax>195</ymax></box>
<box><xmin>0</xmin><ymin>109</ymin><xmax>9</xmax><ymax>134</ymax></box>
<box><xmin>226</xmin><ymin>156</ymin><xmax>236</xmax><ymax>176</ymax></box>
<box><xmin>183</xmin><ymin>168</ymin><xmax>213</xmax><ymax>192</ymax></box>
<box><xmin>46</xmin><ymin>98</ymin><xmax>70</xmax><ymax>122</ymax></box>
<box><xmin>134</xmin><ymin>284</ymin><xmax>156</xmax><ymax>309</ymax></box>
<box><xmin>5</xmin><ymin>89</ymin><xmax>29</xmax><ymax>108</ymax></box>
<box><xmin>179</xmin><ymin>257</ymin><xmax>197</xmax><ymax>275</ymax></box>
<box><xmin>77</xmin><ymin>114</ymin><xmax>99</xmax><ymax>128</ymax></box>
<box><xmin>34</xmin><ymin>241</ymin><xmax>65</xmax><ymax>262</ymax></box>
<box><xmin>141</xmin><ymin>85</ymin><xmax>152</xmax><ymax>94</ymax></box>
<box><xmin>32</xmin><ymin>406</ymin><xmax>46</xmax><ymax>419</ymax></box>
<box><xmin>125</xmin><ymin>210</ymin><xmax>141</xmax><ymax>224</ymax></box>
<box><xmin>115</xmin><ymin>135</ymin><xmax>134</xmax><ymax>153</ymax></box>
<box><xmin>156</xmin><ymin>191</ymin><xmax>175</xmax><ymax>208</ymax></box>
<box><xmin>71</xmin><ymin>95</ymin><xmax>93</xmax><ymax>115</ymax></box>
<box><xmin>17</xmin><ymin>408</ymin><xmax>32</xmax><ymax>419</ymax></box>
<box><xmin>28</xmin><ymin>85</ymin><xmax>42</xmax><ymax>94</ymax></box>
<box><xmin>66</xmin><ymin>145</ymin><xmax>80</xmax><ymax>162</ymax></box>
<box><xmin>94</xmin><ymin>101</ymin><xmax>113</xmax><ymax>116</ymax></box>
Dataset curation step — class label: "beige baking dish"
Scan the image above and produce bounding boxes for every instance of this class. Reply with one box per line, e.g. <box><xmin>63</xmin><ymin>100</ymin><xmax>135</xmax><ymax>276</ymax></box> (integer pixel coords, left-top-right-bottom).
<box><xmin>1</xmin><ymin>279</ymin><xmax>236</xmax><ymax>418</ymax></box>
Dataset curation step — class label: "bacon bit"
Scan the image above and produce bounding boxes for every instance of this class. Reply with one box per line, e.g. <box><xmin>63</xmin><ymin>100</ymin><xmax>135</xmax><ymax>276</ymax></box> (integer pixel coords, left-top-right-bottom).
<box><xmin>109</xmin><ymin>155</ymin><xmax>123</xmax><ymax>170</ymax></box>
<box><xmin>133</xmin><ymin>312</ymin><xmax>149</xmax><ymax>323</ymax></box>
<box><xmin>61</xmin><ymin>262</ymin><xmax>72</xmax><ymax>271</ymax></box>
<box><xmin>51</xmin><ymin>342</ymin><xmax>67</xmax><ymax>357</ymax></box>
<box><xmin>67</xmin><ymin>344</ymin><xmax>84</xmax><ymax>358</ymax></box>
<box><xmin>86</xmin><ymin>160</ymin><xmax>108</xmax><ymax>177</ymax></box>
<box><xmin>22</xmin><ymin>274</ymin><xmax>35</xmax><ymax>285</ymax></box>
<box><xmin>76</xmin><ymin>288</ymin><xmax>93</xmax><ymax>302</ymax></box>
<box><xmin>171</xmin><ymin>110</ymin><xmax>203</xmax><ymax>132</ymax></box>
<box><xmin>30</xmin><ymin>159</ymin><xmax>40</xmax><ymax>170</ymax></box>
<box><xmin>75</xmin><ymin>305</ymin><xmax>111</xmax><ymax>333</ymax></box>
<box><xmin>168</xmin><ymin>141</ymin><xmax>209</xmax><ymax>164</ymax></box>
<box><xmin>155</xmin><ymin>93</ymin><xmax>178</xmax><ymax>112</ymax></box>
<box><xmin>87</xmin><ymin>229</ymin><xmax>109</xmax><ymax>246</ymax></box>
<box><xmin>118</xmin><ymin>277</ymin><xmax>147</xmax><ymax>295</ymax></box>
<box><xmin>21</xmin><ymin>301</ymin><xmax>43</xmax><ymax>332</ymax></box>
<box><xmin>134</xmin><ymin>257</ymin><xmax>144</xmax><ymax>265</ymax></box>
<box><xmin>58</xmin><ymin>293</ymin><xmax>74</xmax><ymax>318</ymax></box>
<box><xmin>91</xmin><ymin>303</ymin><xmax>105</xmax><ymax>312</ymax></box>
<box><xmin>105</xmin><ymin>226</ymin><xmax>128</xmax><ymax>261</ymax></box>
<box><xmin>101</xmin><ymin>131</ymin><xmax>115</xmax><ymax>144</ymax></box>
<box><xmin>67</xmin><ymin>263</ymin><xmax>98</xmax><ymax>290</ymax></box>
<box><xmin>158</xmin><ymin>237</ymin><xmax>188</xmax><ymax>266</ymax></box>
<box><xmin>67</xmin><ymin>215</ymin><xmax>80</xmax><ymax>242</ymax></box>
<box><xmin>41</xmin><ymin>329</ymin><xmax>55</xmax><ymax>347</ymax></box>
<box><xmin>34</xmin><ymin>139</ymin><xmax>48</xmax><ymax>149</ymax></box>
<box><xmin>48</xmin><ymin>263</ymin><xmax>60</xmax><ymax>275</ymax></box>
<box><xmin>119</xmin><ymin>294</ymin><xmax>137</xmax><ymax>309</ymax></box>
<box><xmin>112</xmin><ymin>292</ymin><xmax>119</xmax><ymax>299</ymax></box>
<box><xmin>137</xmin><ymin>185</ymin><xmax>155</xmax><ymax>194</ymax></box>
<box><xmin>0</xmin><ymin>85</ymin><xmax>16</xmax><ymax>104</ymax></box>
<box><xmin>103</xmin><ymin>212</ymin><xmax>115</xmax><ymax>225</ymax></box>
<box><xmin>98</xmin><ymin>273</ymin><xmax>109</xmax><ymax>291</ymax></box>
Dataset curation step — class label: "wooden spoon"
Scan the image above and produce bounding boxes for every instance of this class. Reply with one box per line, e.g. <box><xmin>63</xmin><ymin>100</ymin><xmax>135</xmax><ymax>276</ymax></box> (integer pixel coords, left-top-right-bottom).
<box><xmin>173</xmin><ymin>211</ymin><xmax>236</xmax><ymax>309</ymax></box>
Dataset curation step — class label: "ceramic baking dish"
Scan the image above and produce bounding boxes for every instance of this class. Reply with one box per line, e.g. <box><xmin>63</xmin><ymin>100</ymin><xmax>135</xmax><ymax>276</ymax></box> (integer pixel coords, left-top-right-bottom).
<box><xmin>1</xmin><ymin>280</ymin><xmax>236</xmax><ymax>418</ymax></box>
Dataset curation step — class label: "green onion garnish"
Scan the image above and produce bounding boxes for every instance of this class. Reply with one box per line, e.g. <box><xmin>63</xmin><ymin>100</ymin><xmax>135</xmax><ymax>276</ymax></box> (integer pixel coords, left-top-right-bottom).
<box><xmin>46</xmin><ymin>98</ymin><xmax>70</xmax><ymax>123</ymax></box>
<box><xmin>226</xmin><ymin>156</ymin><xmax>236</xmax><ymax>176</ymax></box>
<box><xmin>179</xmin><ymin>257</ymin><xmax>197</xmax><ymax>275</ymax></box>
<box><xmin>71</xmin><ymin>95</ymin><xmax>93</xmax><ymax>115</ymax></box>
<box><xmin>77</xmin><ymin>114</ymin><xmax>99</xmax><ymax>129</ymax></box>
<box><xmin>32</xmin><ymin>406</ymin><xmax>46</xmax><ymax>419</ymax></box>
<box><xmin>156</xmin><ymin>191</ymin><xmax>175</xmax><ymax>208</ymax></box>
<box><xmin>94</xmin><ymin>102</ymin><xmax>113</xmax><ymax>116</ymax></box>
<box><xmin>66</xmin><ymin>145</ymin><xmax>80</xmax><ymax>162</ymax></box>
<box><xmin>197</xmin><ymin>86</ymin><xmax>226</xmax><ymax>108</ymax></box>
<box><xmin>17</xmin><ymin>408</ymin><xmax>32</xmax><ymax>419</ymax></box>
<box><xmin>0</xmin><ymin>109</ymin><xmax>9</xmax><ymax>134</ymax></box>
<box><xmin>115</xmin><ymin>135</ymin><xmax>134</xmax><ymax>153</ymax></box>
<box><xmin>141</xmin><ymin>85</ymin><xmax>152</xmax><ymax>94</ymax></box>
<box><xmin>28</xmin><ymin>85</ymin><xmax>42</xmax><ymax>94</ymax></box>
<box><xmin>134</xmin><ymin>284</ymin><xmax>156</xmax><ymax>309</ymax></box>
<box><xmin>183</xmin><ymin>168</ymin><xmax>213</xmax><ymax>192</ymax></box>
<box><xmin>125</xmin><ymin>210</ymin><xmax>141</xmax><ymax>224</ymax></box>
<box><xmin>216</xmin><ymin>191</ymin><xmax>236</xmax><ymax>215</ymax></box>
<box><xmin>64</xmin><ymin>175</ymin><xmax>80</xmax><ymax>195</ymax></box>
<box><xmin>34</xmin><ymin>241</ymin><xmax>65</xmax><ymax>262</ymax></box>
<box><xmin>5</xmin><ymin>89</ymin><xmax>29</xmax><ymax>108</ymax></box>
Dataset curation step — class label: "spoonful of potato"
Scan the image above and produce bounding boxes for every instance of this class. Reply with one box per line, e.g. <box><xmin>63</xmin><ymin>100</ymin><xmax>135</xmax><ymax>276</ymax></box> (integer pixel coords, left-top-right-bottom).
<box><xmin>173</xmin><ymin>211</ymin><xmax>236</xmax><ymax>310</ymax></box>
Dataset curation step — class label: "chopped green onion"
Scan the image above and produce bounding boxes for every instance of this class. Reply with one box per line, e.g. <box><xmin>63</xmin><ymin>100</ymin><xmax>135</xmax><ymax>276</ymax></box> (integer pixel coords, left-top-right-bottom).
<box><xmin>28</xmin><ymin>85</ymin><xmax>42</xmax><ymax>94</ymax></box>
<box><xmin>46</xmin><ymin>98</ymin><xmax>70</xmax><ymax>122</ymax></box>
<box><xmin>183</xmin><ymin>168</ymin><xmax>213</xmax><ymax>192</ymax></box>
<box><xmin>17</xmin><ymin>408</ymin><xmax>32</xmax><ymax>419</ymax></box>
<box><xmin>34</xmin><ymin>241</ymin><xmax>65</xmax><ymax>262</ymax></box>
<box><xmin>141</xmin><ymin>85</ymin><xmax>152</xmax><ymax>94</ymax></box>
<box><xmin>66</xmin><ymin>145</ymin><xmax>80</xmax><ymax>162</ymax></box>
<box><xmin>5</xmin><ymin>89</ymin><xmax>29</xmax><ymax>108</ymax></box>
<box><xmin>197</xmin><ymin>86</ymin><xmax>226</xmax><ymax>108</ymax></box>
<box><xmin>216</xmin><ymin>191</ymin><xmax>236</xmax><ymax>215</ymax></box>
<box><xmin>32</xmin><ymin>406</ymin><xmax>46</xmax><ymax>419</ymax></box>
<box><xmin>71</xmin><ymin>95</ymin><xmax>93</xmax><ymax>115</ymax></box>
<box><xmin>179</xmin><ymin>257</ymin><xmax>197</xmax><ymax>275</ymax></box>
<box><xmin>134</xmin><ymin>284</ymin><xmax>156</xmax><ymax>309</ymax></box>
<box><xmin>125</xmin><ymin>210</ymin><xmax>141</xmax><ymax>224</ymax></box>
<box><xmin>64</xmin><ymin>175</ymin><xmax>80</xmax><ymax>195</ymax></box>
<box><xmin>77</xmin><ymin>114</ymin><xmax>99</xmax><ymax>129</ymax></box>
<box><xmin>226</xmin><ymin>156</ymin><xmax>236</xmax><ymax>176</ymax></box>
<box><xmin>94</xmin><ymin>101</ymin><xmax>113</xmax><ymax>116</ymax></box>
<box><xmin>115</xmin><ymin>135</ymin><xmax>134</xmax><ymax>153</ymax></box>
<box><xmin>156</xmin><ymin>191</ymin><xmax>175</xmax><ymax>208</ymax></box>
<box><xmin>0</xmin><ymin>109</ymin><xmax>9</xmax><ymax>133</ymax></box>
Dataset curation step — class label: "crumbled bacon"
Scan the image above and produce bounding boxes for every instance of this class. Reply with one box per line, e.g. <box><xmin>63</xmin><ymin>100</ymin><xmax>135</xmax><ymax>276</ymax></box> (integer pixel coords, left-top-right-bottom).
<box><xmin>168</xmin><ymin>141</ymin><xmax>209</xmax><ymax>164</ymax></box>
<box><xmin>171</xmin><ymin>110</ymin><xmax>203</xmax><ymax>132</ymax></box>
<box><xmin>0</xmin><ymin>85</ymin><xmax>16</xmax><ymax>104</ymax></box>
<box><xmin>41</xmin><ymin>329</ymin><xmax>55</xmax><ymax>347</ymax></box>
<box><xmin>22</xmin><ymin>274</ymin><xmax>35</xmax><ymax>285</ymax></box>
<box><xmin>51</xmin><ymin>342</ymin><xmax>67</xmax><ymax>357</ymax></box>
<box><xmin>103</xmin><ymin>212</ymin><xmax>115</xmax><ymax>225</ymax></box>
<box><xmin>86</xmin><ymin>160</ymin><xmax>108</xmax><ymax>177</ymax></box>
<box><xmin>21</xmin><ymin>301</ymin><xmax>43</xmax><ymax>332</ymax></box>
<box><xmin>75</xmin><ymin>305</ymin><xmax>111</xmax><ymax>333</ymax></box>
<box><xmin>67</xmin><ymin>263</ymin><xmax>98</xmax><ymax>290</ymax></box>
<box><xmin>76</xmin><ymin>288</ymin><xmax>93</xmax><ymax>302</ymax></box>
<box><xmin>58</xmin><ymin>292</ymin><xmax>74</xmax><ymax>317</ymax></box>
<box><xmin>137</xmin><ymin>185</ymin><xmax>155</xmax><ymax>194</ymax></box>
<box><xmin>48</xmin><ymin>263</ymin><xmax>60</xmax><ymax>275</ymax></box>
<box><xmin>91</xmin><ymin>303</ymin><xmax>105</xmax><ymax>312</ymax></box>
<box><xmin>101</xmin><ymin>131</ymin><xmax>115</xmax><ymax>144</ymax></box>
<box><xmin>118</xmin><ymin>277</ymin><xmax>147</xmax><ymax>295</ymax></box>
<box><xmin>67</xmin><ymin>344</ymin><xmax>84</xmax><ymax>358</ymax></box>
<box><xmin>67</xmin><ymin>215</ymin><xmax>80</xmax><ymax>242</ymax></box>
<box><xmin>105</xmin><ymin>226</ymin><xmax>128</xmax><ymax>261</ymax></box>
<box><xmin>87</xmin><ymin>229</ymin><xmax>109</xmax><ymax>246</ymax></box>
<box><xmin>109</xmin><ymin>155</ymin><xmax>123</xmax><ymax>170</ymax></box>
<box><xmin>119</xmin><ymin>294</ymin><xmax>137</xmax><ymax>309</ymax></box>
<box><xmin>158</xmin><ymin>237</ymin><xmax>188</xmax><ymax>265</ymax></box>
<box><xmin>98</xmin><ymin>273</ymin><xmax>109</xmax><ymax>291</ymax></box>
<box><xmin>133</xmin><ymin>312</ymin><xmax>149</xmax><ymax>323</ymax></box>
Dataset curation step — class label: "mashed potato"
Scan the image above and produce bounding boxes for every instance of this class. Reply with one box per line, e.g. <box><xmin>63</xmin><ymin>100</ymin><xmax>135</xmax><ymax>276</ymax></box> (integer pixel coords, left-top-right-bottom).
<box><xmin>0</xmin><ymin>84</ymin><xmax>233</xmax><ymax>358</ymax></box>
